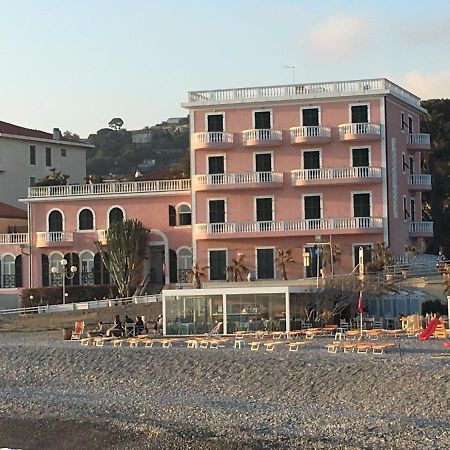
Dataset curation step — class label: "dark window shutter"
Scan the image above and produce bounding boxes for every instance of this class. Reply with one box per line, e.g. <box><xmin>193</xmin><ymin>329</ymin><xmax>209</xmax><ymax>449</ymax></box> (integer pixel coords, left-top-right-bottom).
<box><xmin>169</xmin><ymin>249</ymin><xmax>177</xmax><ymax>283</ymax></box>
<box><xmin>42</xmin><ymin>254</ymin><xmax>49</xmax><ymax>287</ymax></box>
<box><xmin>169</xmin><ymin>205</ymin><xmax>176</xmax><ymax>226</ymax></box>
<box><xmin>303</xmin><ymin>151</ymin><xmax>320</xmax><ymax>169</ymax></box>
<box><xmin>48</xmin><ymin>210</ymin><xmax>63</xmax><ymax>232</ymax></box>
<box><xmin>15</xmin><ymin>255</ymin><xmax>22</xmax><ymax>287</ymax></box>
<box><xmin>302</xmin><ymin>108</ymin><xmax>319</xmax><ymax>126</ymax></box>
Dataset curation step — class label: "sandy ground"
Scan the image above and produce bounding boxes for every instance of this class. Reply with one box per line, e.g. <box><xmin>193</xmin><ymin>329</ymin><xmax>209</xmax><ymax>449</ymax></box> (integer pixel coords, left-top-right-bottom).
<box><xmin>0</xmin><ymin>331</ymin><xmax>448</xmax><ymax>450</ymax></box>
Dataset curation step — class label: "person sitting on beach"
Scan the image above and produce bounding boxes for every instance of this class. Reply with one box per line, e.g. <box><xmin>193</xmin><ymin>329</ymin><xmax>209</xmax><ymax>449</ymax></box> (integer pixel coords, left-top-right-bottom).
<box><xmin>135</xmin><ymin>316</ymin><xmax>145</xmax><ymax>335</ymax></box>
<box><xmin>107</xmin><ymin>315</ymin><xmax>124</xmax><ymax>337</ymax></box>
<box><xmin>88</xmin><ymin>321</ymin><xmax>107</xmax><ymax>337</ymax></box>
<box><xmin>124</xmin><ymin>315</ymin><xmax>134</xmax><ymax>324</ymax></box>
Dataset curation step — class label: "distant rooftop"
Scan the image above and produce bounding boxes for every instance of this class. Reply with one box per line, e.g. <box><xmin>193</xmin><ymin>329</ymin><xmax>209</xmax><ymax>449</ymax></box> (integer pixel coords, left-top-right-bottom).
<box><xmin>0</xmin><ymin>201</ymin><xmax>27</xmax><ymax>220</ymax></box>
<box><xmin>182</xmin><ymin>78</ymin><xmax>425</xmax><ymax>112</ymax></box>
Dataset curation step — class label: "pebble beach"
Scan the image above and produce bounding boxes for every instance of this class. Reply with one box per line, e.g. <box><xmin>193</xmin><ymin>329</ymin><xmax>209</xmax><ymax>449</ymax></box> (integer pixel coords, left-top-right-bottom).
<box><xmin>0</xmin><ymin>331</ymin><xmax>448</xmax><ymax>450</ymax></box>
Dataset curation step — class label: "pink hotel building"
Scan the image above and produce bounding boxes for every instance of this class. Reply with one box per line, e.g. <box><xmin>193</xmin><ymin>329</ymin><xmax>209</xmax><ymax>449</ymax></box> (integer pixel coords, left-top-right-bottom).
<box><xmin>0</xmin><ymin>78</ymin><xmax>432</xmax><ymax>314</ymax></box>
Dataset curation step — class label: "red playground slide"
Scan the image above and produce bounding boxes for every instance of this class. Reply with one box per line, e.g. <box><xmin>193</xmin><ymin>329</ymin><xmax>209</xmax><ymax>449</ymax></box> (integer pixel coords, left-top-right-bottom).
<box><xmin>419</xmin><ymin>319</ymin><xmax>440</xmax><ymax>341</ymax></box>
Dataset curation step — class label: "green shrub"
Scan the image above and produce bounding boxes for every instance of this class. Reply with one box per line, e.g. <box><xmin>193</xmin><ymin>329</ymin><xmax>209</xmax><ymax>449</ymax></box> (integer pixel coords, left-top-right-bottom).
<box><xmin>421</xmin><ymin>299</ymin><xmax>447</xmax><ymax>316</ymax></box>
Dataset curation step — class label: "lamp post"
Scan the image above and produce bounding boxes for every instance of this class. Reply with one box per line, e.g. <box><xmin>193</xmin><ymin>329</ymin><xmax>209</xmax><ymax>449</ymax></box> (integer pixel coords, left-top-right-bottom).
<box><xmin>51</xmin><ymin>258</ymin><xmax>77</xmax><ymax>305</ymax></box>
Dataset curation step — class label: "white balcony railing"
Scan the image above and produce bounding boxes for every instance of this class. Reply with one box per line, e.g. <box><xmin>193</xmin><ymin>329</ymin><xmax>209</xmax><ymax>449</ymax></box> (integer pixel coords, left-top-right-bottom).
<box><xmin>242</xmin><ymin>129</ymin><xmax>282</xmax><ymax>141</ymax></box>
<box><xmin>192</xmin><ymin>132</ymin><xmax>233</xmax><ymax>145</ymax></box>
<box><xmin>36</xmin><ymin>231</ymin><xmax>74</xmax><ymax>244</ymax></box>
<box><xmin>338</xmin><ymin>123</ymin><xmax>381</xmax><ymax>136</ymax></box>
<box><xmin>28</xmin><ymin>178</ymin><xmax>191</xmax><ymax>199</ymax></box>
<box><xmin>291</xmin><ymin>167</ymin><xmax>381</xmax><ymax>182</ymax></box>
<box><xmin>194</xmin><ymin>171</ymin><xmax>283</xmax><ymax>186</ymax></box>
<box><xmin>290</xmin><ymin>126</ymin><xmax>331</xmax><ymax>139</ymax></box>
<box><xmin>196</xmin><ymin>217</ymin><xmax>383</xmax><ymax>235</ymax></box>
<box><xmin>185</xmin><ymin>78</ymin><xmax>422</xmax><ymax>110</ymax></box>
<box><xmin>407</xmin><ymin>133</ymin><xmax>430</xmax><ymax>146</ymax></box>
<box><xmin>408</xmin><ymin>174</ymin><xmax>432</xmax><ymax>186</ymax></box>
<box><xmin>0</xmin><ymin>233</ymin><xmax>28</xmax><ymax>245</ymax></box>
<box><xmin>409</xmin><ymin>222</ymin><xmax>433</xmax><ymax>234</ymax></box>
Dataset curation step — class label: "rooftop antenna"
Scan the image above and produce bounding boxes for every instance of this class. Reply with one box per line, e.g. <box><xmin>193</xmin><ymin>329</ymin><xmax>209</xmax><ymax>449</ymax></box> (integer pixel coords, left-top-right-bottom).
<box><xmin>283</xmin><ymin>65</ymin><xmax>296</xmax><ymax>84</ymax></box>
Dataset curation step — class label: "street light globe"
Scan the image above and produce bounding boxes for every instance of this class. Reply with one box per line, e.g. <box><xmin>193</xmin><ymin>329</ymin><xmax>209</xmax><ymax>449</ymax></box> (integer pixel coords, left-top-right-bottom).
<box><xmin>51</xmin><ymin>266</ymin><xmax>58</xmax><ymax>274</ymax></box>
<box><xmin>29</xmin><ymin>295</ymin><xmax>34</xmax><ymax>300</ymax></box>
<box><xmin>70</xmin><ymin>266</ymin><xmax>78</xmax><ymax>273</ymax></box>
<box><xmin>61</xmin><ymin>258</ymin><xmax>68</xmax><ymax>266</ymax></box>
<box><xmin>64</xmin><ymin>293</ymin><xmax>69</xmax><ymax>297</ymax></box>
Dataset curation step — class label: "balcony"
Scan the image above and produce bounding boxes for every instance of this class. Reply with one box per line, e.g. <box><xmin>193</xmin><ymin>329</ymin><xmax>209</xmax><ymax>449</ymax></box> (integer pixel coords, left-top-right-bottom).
<box><xmin>408</xmin><ymin>174</ymin><xmax>432</xmax><ymax>191</ymax></box>
<box><xmin>27</xmin><ymin>178</ymin><xmax>191</xmax><ymax>199</ymax></box>
<box><xmin>195</xmin><ymin>217</ymin><xmax>383</xmax><ymax>239</ymax></box>
<box><xmin>36</xmin><ymin>231</ymin><xmax>74</xmax><ymax>248</ymax></box>
<box><xmin>409</xmin><ymin>222</ymin><xmax>433</xmax><ymax>238</ymax></box>
<box><xmin>338</xmin><ymin>123</ymin><xmax>381</xmax><ymax>141</ymax></box>
<box><xmin>242</xmin><ymin>129</ymin><xmax>283</xmax><ymax>147</ymax></box>
<box><xmin>406</xmin><ymin>133</ymin><xmax>431</xmax><ymax>152</ymax></box>
<box><xmin>0</xmin><ymin>233</ymin><xmax>28</xmax><ymax>245</ymax></box>
<box><xmin>192</xmin><ymin>132</ymin><xmax>234</xmax><ymax>150</ymax></box>
<box><xmin>290</xmin><ymin>126</ymin><xmax>331</xmax><ymax>144</ymax></box>
<box><xmin>193</xmin><ymin>171</ymin><xmax>284</xmax><ymax>191</ymax></box>
<box><xmin>291</xmin><ymin>167</ymin><xmax>382</xmax><ymax>187</ymax></box>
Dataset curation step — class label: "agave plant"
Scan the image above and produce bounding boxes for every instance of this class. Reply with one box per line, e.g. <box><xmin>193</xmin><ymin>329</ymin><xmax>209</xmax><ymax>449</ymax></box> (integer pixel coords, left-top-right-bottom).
<box><xmin>187</xmin><ymin>263</ymin><xmax>208</xmax><ymax>289</ymax></box>
<box><xmin>274</xmin><ymin>248</ymin><xmax>295</xmax><ymax>281</ymax></box>
<box><xmin>226</xmin><ymin>252</ymin><xmax>249</xmax><ymax>282</ymax></box>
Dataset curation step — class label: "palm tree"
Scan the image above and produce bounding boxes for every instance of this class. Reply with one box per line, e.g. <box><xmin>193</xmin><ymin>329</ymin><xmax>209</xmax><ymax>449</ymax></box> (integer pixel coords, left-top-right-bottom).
<box><xmin>365</xmin><ymin>241</ymin><xmax>393</xmax><ymax>273</ymax></box>
<box><xmin>322</xmin><ymin>243</ymin><xmax>341</xmax><ymax>276</ymax></box>
<box><xmin>274</xmin><ymin>248</ymin><xmax>295</xmax><ymax>281</ymax></box>
<box><xmin>187</xmin><ymin>263</ymin><xmax>208</xmax><ymax>289</ymax></box>
<box><xmin>226</xmin><ymin>252</ymin><xmax>249</xmax><ymax>282</ymax></box>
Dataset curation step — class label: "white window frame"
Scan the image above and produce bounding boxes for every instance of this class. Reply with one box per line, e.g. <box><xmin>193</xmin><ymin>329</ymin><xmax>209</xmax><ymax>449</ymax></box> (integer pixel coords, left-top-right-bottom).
<box><xmin>79</xmin><ymin>250</ymin><xmax>95</xmax><ymax>285</ymax></box>
<box><xmin>207</xmin><ymin>198</ymin><xmax>227</xmax><ymax>223</ymax></box>
<box><xmin>254</xmin><ymin>195</ymin><xmax>275</xmax><ymax>222</ymax></box>
<box><xmin>408</xmin><ymin>114</ymin><xmax>414</xmax><ymax>133</ymax></box>
<box><xmin>302</xmin><ymin>193</ymin><xmax>323</xmax><ymax>220</ymax></box>
<box><xmin>175</xmin><ymin>202</ymin><xmax>192</xmax><ymax>228</ymax></box>
<box><xmin>252</xmin><ymin>108</ymin><xmax>273</xmax><ymax>129</ymax></box>
<box><xmin>205</xmin><ymin>112</ymin><xmax>226</xmax><ymax>132</ymax></box>
<box><xmin>300</xmin><ymin>105</ymin><xmax>321</xmax><ymax>126</ymax></box>
<box><xmin>46</xmin><ymin>208</ymin><xmax>65</xmax><ymax>232</ymax></box>
<box><xmin>351</xmin><ymin>191</ymin><xmax>373</xmax><ymax>217</ymax></box>
<box><xmin>208</xmin><ymin>248</ymin><xmax>228</xmax><ymax>281</ymax></box>
<box><xmin>352</xmin><ymin>243</ymin><xmax>373</xmax><ymax>267</ymax></box>
<box><xmin>253</xmin><ymin>151</ymin><xmax>274</xmax><ymax>172</ymax></box>
<box><xmin>255</xmin><ymin>246</ymin><xmax>276</xmax><ymax>280</ymax></box>
<box><xmin>107</xmin><ymin>205</ymin><xmax>126</xmax><ymax>228</ymax></box>
<box><xmin>350</xmin><ymin>145</ymin><xmax>371</xmax><ymax>167</ymax></box>
<box><xmin>207</xmin><ymin>154</ymin><xmax>226</xmax><ymax>174</ymax></box>
<box><xmin>301</xmin><ymin>148</ymin><xmax>322</xmax><ymax>169</ymax></box>
<box><xmin>348</xmin><ymin>103</ymin><xmax>370</xmax><ymax>123</ymax></box>
<box><xmin>77</xmin><ymin>207</ymin><xmax>96</xmax><ymax>232</ymax></box>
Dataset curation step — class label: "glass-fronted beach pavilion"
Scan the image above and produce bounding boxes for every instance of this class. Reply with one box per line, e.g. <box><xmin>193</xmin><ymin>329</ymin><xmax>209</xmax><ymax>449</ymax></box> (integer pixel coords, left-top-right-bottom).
<box><xmin>162</xmin><ymin>285</ymin><xmax>312</xmax><ymax>335</ymax></box>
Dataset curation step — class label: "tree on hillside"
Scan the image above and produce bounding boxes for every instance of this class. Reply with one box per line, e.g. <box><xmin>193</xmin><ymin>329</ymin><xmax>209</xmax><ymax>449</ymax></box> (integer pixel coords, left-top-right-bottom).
<box><xmin>94</xmin><ymin>219</ymin><xmax>150</xmax><ymax>297</ymax></box>
<box><xmin>63</xmin><ymin>130</ymin><xmax>81</xmax><ymax>141</ymax></box>
<box><xmin>34</xmin><ymin>168</ymin><xmax>69</xmax><ymax>187</ymax></box>
<box><xmin>108</xmin><ymin>117</ymin><xmax>124</xmax><ymax>130</ymax></box>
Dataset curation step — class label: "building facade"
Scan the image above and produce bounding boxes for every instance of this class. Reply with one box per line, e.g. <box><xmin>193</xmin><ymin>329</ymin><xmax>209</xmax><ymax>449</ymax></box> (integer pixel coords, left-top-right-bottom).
<box><xmin>0</xmin><ymin>78</ymin><xmax>432</xmax><ymax>310</ymax></box>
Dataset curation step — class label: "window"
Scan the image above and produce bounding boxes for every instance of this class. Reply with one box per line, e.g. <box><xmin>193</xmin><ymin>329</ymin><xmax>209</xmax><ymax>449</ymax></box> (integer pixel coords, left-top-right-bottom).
<box><xmin>353</xmin><ymin>245</ymin><xmax>372</xmax><ymax>268</ymax></box>
<box><xmin>78</xmin><ymin>209</ymin><xmax>94</xmax><ymax>230</ymax></box>
<box><xmin>256</xmin><ymin>197</ymin><xmax>273</xmax><ymax>222</ymax></box>
<box><xmin>208</xmin><ymin>156</ymin><xmax>224</xmax><ymax>174</ymax></box>
<box><xmin>254</xmin><ymin>111</ymin><xmax>271</xmax><ymax>129</ymax></box>
<box><xmin>303</xmin><ymin>151</ymin><xmax>320</xmax><ymax>169</ymax></box>
<box><xmin>207</xmin><ymin>114</ymin><xmax>224</xmax><ymax>132</ymax></box>
<box><xmin>209</xmin><ymin>250</ymin><xmax>227</xmax><ymax>281</ymax></box>
<box><xmin>304</xmin><ymin>246</ymin><xmax>322</xmax><ymax>278</ymax></box>
<box><xmin>353</xmin><ymin>193</ymin><xmax>371</xmax><ymax>217</ymax></box>
<box><xmin>352</xmin><ymin>148</ymin><xmax>369</xmax><ymax>167</ymax></box>
<box><xmin>168</xmin><ymin>205</ymin><xmax>176</xmax><ymax>227</ymax></box>
<box><xmin>402</xmin><ymin>153</ymin><xmax>407</xmax><ymax>173</ymax></box>
<box><xmin>61</xmin><ymin>148</ymin><xmax>67</xmax><ymax>157</ymax></box>
<box><xmin>401</xmin><ymin>112</ymin><xmax>405</xmax><ymax>132</ymax></box>
<box><xmin>45</xmin><ymin>147</ymin><xmax>52</xmax><ymax>167</ymax></box>
<box><xmin>178</xmin><ymin>204</ymin><xmax>191</xmax><ymax>226</ymax></box>
<box><xmin>177</xmin><ymin>248</ymin><xmax>193</xmax><ymax>283</ymax></box>
<box><xmin>48</xmin><ymin>210</ymin><xmax>63</xmax><ymax>232</ymax></box>
<box><xmin>302</xmin><ymin>108</ymin><xmax>319</xmax><ymax>126</ymax></box>
<box><xmin>209</xmin><ymin>200</ymin><xmax>225</xmax><ymax>223</ymax></box>
<box><xmin>410</xmin><ymin>199</ymin><xmax>416</xmax><ymax>222</ymax></box>
<box><xmin>403</xmin><ymin>196</ymin><xmax>409</xmax><ymax>220</ymax></box>
<box><xmin>255</xmin><ymin>153</ymin><xmax>272</xmax><ymax>172</ymax></box>
<box><xmin>1</xmin><ymin>255</ymin><xmax>16</xmax><ymax>288</ymax></box>
<box><xmin>257</xmin><ymin>248</ymin><xmax>274</xmax><ymax>279</ymax></box>
<box><xmin>49</xmin><ymin>253</ymin><xmax>63</xmax><ymax>286</ymax></box>
<box><xmin>351</xmin><ymin>105</ymin><xmax>368</xmax><ymax>123</ymax></box>
<box><xmin>29</xmin><ymin>177</ymin><xmax>36</xmax><ymax>187</ymax></box>
<box><xmin>408</xmin><ymin>116</ymin><xmax>413</xmax><ymax>133</ymax></box>
<box><xmin>409</xmin><ymin>156</ymin><xmax>414</xmax><ymax>175</ymax></box>
<box><xmin>304</xmin><ymin>195</ymin><xmax>321</xmax><ymax>219</ymax></box>
<box><xmin>109</xmin><ymin>207</ymin><xmax>124</xmax><ymax>225</ymax></box>
<box><xmin>30</xmin><ymin>145</ymin><xmax>36</xmax><ymax>165</ymax></box>
<box><xmin>80</xmin><ymin>251</ymin><xmax>95</xmax><ymax>285</ymax></box>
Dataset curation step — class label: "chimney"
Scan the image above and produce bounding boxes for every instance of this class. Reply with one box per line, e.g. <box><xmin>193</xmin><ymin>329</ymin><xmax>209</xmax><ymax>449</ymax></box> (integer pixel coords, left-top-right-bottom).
<box><xmin>53</xmin><ymin>128</ymin><xmax>62</xmax><ymax>140</ymax></box>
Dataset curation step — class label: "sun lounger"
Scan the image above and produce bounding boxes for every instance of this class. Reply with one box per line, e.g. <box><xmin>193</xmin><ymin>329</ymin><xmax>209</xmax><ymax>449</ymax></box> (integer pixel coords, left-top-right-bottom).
<box><xmin>234</xmin><ymin>339</ymin><xmax>245</xmax><ymax>349</ymax></box>
<box><xmin>80</xmin><ymin>337</ymin><xmax>93</xmax><ymax>346</ymax></box>
<box><xmin>342</xmin><ymin>342</ymin><xmax>358</xmax><ymax>353</ymax></box>
<box><xmin>356</xmin><ymin>343</ymin><xmax>372</xmax><ymax>354</ymax></box>
<box><xmin>71</xmin><ymin>321</ymin><xmax>85</xmax><ymax>340</ymax></box>
<box><xmin>345</xmin><ymin>330</ymin><xmax>360</xmax><ymax>340</ymax></box>
<box><xmin>271</xmin><ymin>331</ymin><xmax>285</xmax><ymax>340</ymax></box>
<box><xmin>287</xmin><ymin>341</ymin><xmax>311</xmax><ymax>352</ymax></box>
<box><xmin>371</xmin><ymin>342</ymin><xmax>396</xmax><ymax>355</ymax></box>
<box><xmin>264</xmin><ymin>341</ymin><xmax>285</xmax><ymax>351</ymax></box>
<box><xmin>366</xmin><ymin>329</ymin><xmax>383</xmax><ymax>340</ymax></box>
<box><xmin>249</xmin><ymin>341</ymin><xmax>262</xmax><ymax>351</ymax></box>
<box><xmin>186</xmin><ymin>339</ymin><xmax>199</xmax><ymax>349</ymax></box>
<box><xmin>326</xmin><ymin>341</ymin><xmax>342</xmax><ymax>353</ymax></box>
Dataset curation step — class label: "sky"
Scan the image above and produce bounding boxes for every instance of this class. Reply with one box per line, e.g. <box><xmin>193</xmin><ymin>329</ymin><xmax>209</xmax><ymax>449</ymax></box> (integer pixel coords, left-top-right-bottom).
<box><xmin>1</xmin><ymin>0</ymin><xmax>449</xmax><ymax>137</ymax></box>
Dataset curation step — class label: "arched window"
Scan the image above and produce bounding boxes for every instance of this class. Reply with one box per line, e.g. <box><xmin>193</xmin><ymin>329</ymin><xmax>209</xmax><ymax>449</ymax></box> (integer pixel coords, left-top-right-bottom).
<box><xmin>178</xmin><ymin>204</ymin><xmax>191</xmax><ymax>226</ymax></box>
<box><xmin>48</xmin><ymin>210</ymin><xmax>63</xmax><ymax>232</ymax></box>
<box><xmin>94</xmin><ymin>252</ymin><xmax>110</xmax><ymax>285</ymax></box>
<box><xmin>80</xmin><ymin>251</ymin><xmax>95</xmax><ymax>285</ymax></box>
<box><xmin>177</xmin><ymin>248</ymin><xmax>193</xmax><ymax>283</ymax></box>
<box><xmin>41</xmin><ymin>254</ymin><xmax>49</xmax><ymax>287</ymax></box>
<box><xmin>49</xmin><ymin>253</ymin><xmax>63</xmax><ymax>286</ymax></box>
<box><xmin>109</xmin><ymin>207</ymin><xmax>124</xmax><ymax>226</ymax></box>
<box><xmin>64</xmin><ymin>253</ymin><xmax>80</xmax><ymax>286</ymax></box>
<box><xmin>15</xmin><ymin>255</ymin><xmax>22</xmax><ymax>288</ymax></box>
<box><xmin>78</xmin><ymin>209</ymin><xmax>94</xmax><ymax>230</ymax></box>
<box><xmin>1</xmin><ymin>255</ymin><xmax>16</xmax><ymax>288</ymax></box>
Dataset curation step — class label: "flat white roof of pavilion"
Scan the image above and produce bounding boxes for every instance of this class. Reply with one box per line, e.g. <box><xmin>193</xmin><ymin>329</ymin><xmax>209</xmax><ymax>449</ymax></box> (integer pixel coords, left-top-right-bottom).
<box><xmin>182</xmin><ymin>78</ymin><xmax>425</xmax><ymax>112</ymax></box>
